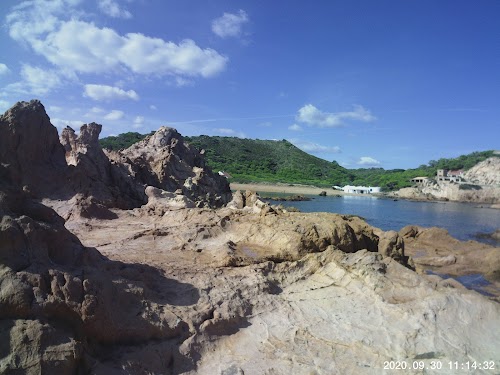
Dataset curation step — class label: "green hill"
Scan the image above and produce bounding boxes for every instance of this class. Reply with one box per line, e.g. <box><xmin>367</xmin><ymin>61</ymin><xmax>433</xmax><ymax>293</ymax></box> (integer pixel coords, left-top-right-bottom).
<box><xmin>184</xmin><ymin>136</ymin><xmax>355</xmax><ymax>186</ymax></box>
<box><xmin>99</xmin><ymin>132</ymin><xmax>497</xmax><ymax>191</ymax></box>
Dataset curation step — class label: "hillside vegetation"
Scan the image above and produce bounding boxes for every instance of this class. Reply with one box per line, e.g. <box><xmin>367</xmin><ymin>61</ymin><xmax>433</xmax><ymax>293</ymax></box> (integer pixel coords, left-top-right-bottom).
<box><xmin>99</xmin><ymin>131</ymin><xmax>154</xmax><ymax>150</ymax></box>
<box><xmin>184</xmin><ymin>136</ymin><xmax>355</xmax><ymax>186</ymax></box>
<box><xmin>99</xmin><ymin>132</ymin><xmax>497</xmax><ymax>191</ymax></box>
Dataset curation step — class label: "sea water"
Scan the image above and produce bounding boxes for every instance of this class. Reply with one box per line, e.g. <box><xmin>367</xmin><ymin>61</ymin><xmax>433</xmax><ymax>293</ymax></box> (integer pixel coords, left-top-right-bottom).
<box><xmin>264</xmin><ymin>194</ymin><xmax>499</xmax><ymax>245</ymax></box>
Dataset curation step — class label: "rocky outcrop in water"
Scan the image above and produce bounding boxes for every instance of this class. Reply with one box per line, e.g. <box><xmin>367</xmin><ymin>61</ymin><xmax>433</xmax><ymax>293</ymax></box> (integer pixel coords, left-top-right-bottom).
<box><xmin>400</xmin><ymin>225</ymin><xmax>500</xmax><ymax>297</ymax></box>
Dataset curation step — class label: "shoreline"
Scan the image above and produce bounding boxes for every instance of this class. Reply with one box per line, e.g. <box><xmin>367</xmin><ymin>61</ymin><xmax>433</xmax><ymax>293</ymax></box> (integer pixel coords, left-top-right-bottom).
<box><xmin>230</xmin><ymin>182</ymin><xmax>377</xmax><ymax>197</ymax></box>
<box><xmin>230</xmin><ymin>182</ymin><xmax>500</xmax><ymax>208</ymax></box>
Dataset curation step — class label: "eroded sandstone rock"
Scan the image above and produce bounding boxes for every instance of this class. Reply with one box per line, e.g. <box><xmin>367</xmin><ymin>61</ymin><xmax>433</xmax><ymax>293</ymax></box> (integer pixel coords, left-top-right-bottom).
<box><xmin>0</xmin><ymin>100</ymin><xmax>67</xmax><ymax>197</ymax></box>
<box><xmin>111</xmin><ymin>126</ymin><xmax>232</xmax><ymax>208</ymax></box>
<box><xmin>400</xmin><ymin>225</ymin><xmax>500</xmax><ymax>296</ymax></box>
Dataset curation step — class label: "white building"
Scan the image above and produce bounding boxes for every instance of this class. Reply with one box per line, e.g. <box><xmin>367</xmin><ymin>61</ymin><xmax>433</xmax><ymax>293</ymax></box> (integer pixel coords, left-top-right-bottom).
<box><xmin>342</xmin><ymin>185</ymin><xmax>381</xmax><ymax>194</ymax></box>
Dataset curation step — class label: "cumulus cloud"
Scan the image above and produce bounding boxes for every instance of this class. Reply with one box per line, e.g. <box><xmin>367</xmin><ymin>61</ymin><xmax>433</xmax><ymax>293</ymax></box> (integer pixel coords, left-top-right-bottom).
<box><xmin>214</xmin><ymin>128</ymin><xmax>246</xmax><ymax>138</ymax></box>
<box><xmin>290</xmin><ymin>139</ymin><xmax>341</xmax><ymax>154</ymax></box>
<box><xmin>357</xmin><ymin>156</ymin><xmax>381</xmax><ymax>166</ymax></box>
<box><xmin>6</xmin><ymin>0</ymin><xmax>228</xmax><ymax>89</ymax></box>
<box><xmin>288</xmin><ymin>124</ymin><xmax>302</xmax><ymax>131</ymax></box>
<box><xmin>104</xmin><ymin>109</ymin><xmax>124</xmax><ymax>120</ymax></box>
<box><xmin>0</xmin><ymin>63</ymin><xmax>10</xmax><ymax>75</ymax></box>
<box><xmin>5</xmin><ymin>64</ymin><xmax>62</xmax><ymax>95</ymax></box>
<box><xmin>212</xmin><ymin>10</ymin><xmax>248</xmax><ymax>38</ymax></box>
<box><xmin>84</xmin><ymin>84</ymin><xmax>139</xmax><ymax>101</ymax></box>
<box><xmin>296</xmin><ymin>104</ymin><xmax>376</xmax><ymax>128</ymax></box>
<box><xmin>97</xmin><ymin>0</ymin><xmax>132</xmax><ymax>19</ymax></box>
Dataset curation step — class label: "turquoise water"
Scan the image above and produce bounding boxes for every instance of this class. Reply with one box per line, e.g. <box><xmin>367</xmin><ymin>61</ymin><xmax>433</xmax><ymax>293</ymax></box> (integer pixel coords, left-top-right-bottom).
<box><xmin>264</xmin><ymin>194</ymin><xmax>500</xmax><ymax>244</ymax></box>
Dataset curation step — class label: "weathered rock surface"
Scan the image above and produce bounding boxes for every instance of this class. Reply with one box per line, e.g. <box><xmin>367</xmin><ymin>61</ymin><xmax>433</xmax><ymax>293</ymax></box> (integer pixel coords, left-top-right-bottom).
<box><xmin>61</xmin><ymin>204</ymin><xmax>500</xmax><ymax>374</ymax></box>
<box><xmin>463</xmin><ymin>157</ymin><xmax>500</xmax><ymax>185</ymax></box>
<box><xmin>60</xmin><ymin>123</ymin><xmax>146</xmax><ymax>210</ymax></box>
<box><xmin>400</xmin><ymin>225</ymin><xmax>500</xmax><ymax>298</ymax></box>
<box><xmin>0</xmin><ymin>190</ymin><xmax>196</xmax><ymax>374</ymax></box>
<box><xmin>1</xmin><ymin>100</ymin><xmax>232</xmax><ymax>217</ymax></box>
<box><xmin>0</xmin><ymin>100</ymin><xmax>67</xmax><ymax>197</ymax></box>
<box><xmin>2</xmin><ymin>192</ymin><xmax>500</xmax><ymax>375</ymax></box>
<box><xmin>392</xmin><ymin>157</ymin><xmax>500</xmax><ymax>204</ymax></box>
<box><xmin>108</xmin><ymin>126</ymin><xmax>232</xmax><ymax>208</ymax></box>
<box><xmin>393</xmin><ymin>179</ymin><xmax>500</xmax><ymax>204</ymax></box>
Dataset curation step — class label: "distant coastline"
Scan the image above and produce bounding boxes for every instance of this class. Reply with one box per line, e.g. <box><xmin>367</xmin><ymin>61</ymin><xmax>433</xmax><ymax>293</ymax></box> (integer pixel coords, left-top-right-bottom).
<box><xmin>231</xmin><ymin>182</ymin><xmax>377</xmax><ymax>197</ymax></box>
<box><xmin>231</xmin><ymin>182</ymin><xmax>500</xmax><ymax>209</ymax></box>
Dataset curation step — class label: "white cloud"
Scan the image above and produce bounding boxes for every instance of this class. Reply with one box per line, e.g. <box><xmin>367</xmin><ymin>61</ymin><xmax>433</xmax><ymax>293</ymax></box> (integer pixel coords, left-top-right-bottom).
<box><xmin>48</xmin><ymin>105</ymin><xmax>62</xmax><ymax>113</ymax></box>
<box><xmin>174</xmin><ymin>77</ymin><xmax>194</xmax><ymax>87</ymax></box>
<box><xmin>84</xmin><ymin>84</ymin><xmax>139</xmax><ymax>101</ymax></box>
<box><xmin>6</xmin><ymin>1</ymin><xmax>228</xmax><ymax>86</ymax></box>
<box><xmin>212</xmin><ymin>10</ymin><xmax>248</xmax><ymax>38</ymax></box>
<box><xmin>290</xmin><ymin>139</ymin><xmax>341</xmax><ymax>154</ymax></box>
<box><xmin>288</xmin><ymin>124</ymin><xmax>302</xmax><ymax>131</ymax></box>
<box><xmin>51</xmin><ymin>117</ymin><xmax>84</xmax><ymax>131</ymax></box>
<box><xmin>6</xmin><ymin>64</ymin><xmax>62</xmax><ymax>95</ymax></box>
<box><xmin>132</xmin><ymin>115</ymin><xmax>144</xmax><ymax>128</ymax></box>
<box><xmin>214</xmin><ymin>128</ymin><xmax>246</xmax><ymax>138</ymax></box>
<box><xmin>90</xmin><ymin>106</ymin><xmax>105</xmax><ymax>113</ymax></box>
<box><xmin>97</xmin><ymin>0</ymin><xmax>132</xmax><ymax>19</ymax></box>
<box><xmin>149</xmin><ymin>105</ymin><xmax>157</xmax><ymax>110</ymax></box>
<box><xmin>104</xmin><ymin>110</ymin><xmax>124</xmax><ymax>120</ymax></box>
<box><xmin>296</xmin><ymin>104</ymin><xmax>376</xmax><ymax>128</ymax></box>
<box><xmin>0</xmin><ymin>63</ymin><xmax>10</xmax><ymax>75</ymax></box>
<box><xmin>357</xmin><ymin>156</ymin><xmax>381</xmax><ymax>166</ymax></box>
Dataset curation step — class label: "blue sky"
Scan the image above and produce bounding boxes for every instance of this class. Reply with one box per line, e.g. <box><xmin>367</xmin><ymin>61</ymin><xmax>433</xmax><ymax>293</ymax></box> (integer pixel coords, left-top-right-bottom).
<box><xmin>1</xmin><ymin>0</ymin><xmax>499</xmax><ymax>169</ymax></box>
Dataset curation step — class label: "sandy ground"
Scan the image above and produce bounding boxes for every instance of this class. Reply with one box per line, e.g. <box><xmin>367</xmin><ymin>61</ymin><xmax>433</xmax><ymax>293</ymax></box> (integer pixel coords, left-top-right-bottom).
<box><xmin>230</xmin><ymin>182</ymin><xmax>375</xmax><ymax>197</ymax></box>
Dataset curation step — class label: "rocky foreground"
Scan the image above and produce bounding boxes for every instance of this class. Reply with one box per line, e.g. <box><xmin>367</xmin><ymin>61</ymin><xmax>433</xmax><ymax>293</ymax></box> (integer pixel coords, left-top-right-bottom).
<box><xmin>1</xmin><ymin>101</ymin><xmax>499</xmax><ymax>374</ymax></box>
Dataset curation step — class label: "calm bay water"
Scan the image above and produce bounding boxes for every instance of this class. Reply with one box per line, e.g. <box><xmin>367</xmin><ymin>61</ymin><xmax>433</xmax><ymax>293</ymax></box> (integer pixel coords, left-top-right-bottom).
<box><xmin>265</xmin><ymin>194</ymin><xmax>500</xmax><ymax>244</ymax></box>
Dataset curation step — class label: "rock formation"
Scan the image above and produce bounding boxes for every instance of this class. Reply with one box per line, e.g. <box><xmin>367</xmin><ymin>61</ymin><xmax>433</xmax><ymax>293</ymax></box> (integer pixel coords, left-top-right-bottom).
<box><xmin>59</xmin><ymin>123</ymin><xmax>146</xmax><ymax>210</ymax></box>
<box><xmin>463</xmin><ymin>157</ymin><xmax>500</xmax><ymax>185</ymax></box>
<box><xmin>0</xmin><ymin>100</ymin><xmax>67</xmax><ymax>198</ymax></box>
<box><xmin>0</xmin><ymin>100</ymin><xmax>231</xmax><ymax>216</ymax></box>
<box><xmin>1</xmin><ymin>100</ymin><xmax>499</xmax><ymax>374</ymax></box>
<box><xmin>392</xmin><ymin>157</ymin><xmax>500</xmax><ymax>204</ymax></box>
<box><xmin>400</xmin><ymin>225</ymin><xmax>500</xmax><ymax>298</ymax></box>
<box><xmin>0</xmin><ymin>190</ymin><xmax>194</xmax><ymax>373</ymax></box>
<box><xmin>393</xmin><ymin>179</ymin><xmax>500</xmax><ymax>204</ymax></box>
<box><xmin>108</xmin><ymin>126</ymin><xmax>232</xmax><ymax>208</ymax></box>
